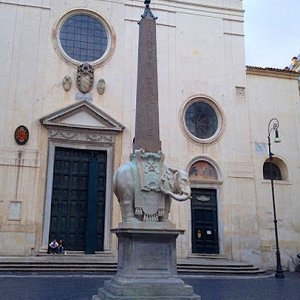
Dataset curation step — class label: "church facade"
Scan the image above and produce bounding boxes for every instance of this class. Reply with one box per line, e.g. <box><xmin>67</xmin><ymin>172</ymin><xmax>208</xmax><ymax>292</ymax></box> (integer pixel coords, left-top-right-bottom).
<box><xmin>0</xmin><ymin>0</ymin><xmax>299</xmax><ymax>270</ymax></box>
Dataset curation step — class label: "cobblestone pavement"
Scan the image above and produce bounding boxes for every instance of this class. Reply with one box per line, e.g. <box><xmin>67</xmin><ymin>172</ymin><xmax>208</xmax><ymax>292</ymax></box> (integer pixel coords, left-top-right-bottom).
<box><xmin>0</xmin><ymin>272</ymin><xmax>299</xmax><ymax>300</ymax></box>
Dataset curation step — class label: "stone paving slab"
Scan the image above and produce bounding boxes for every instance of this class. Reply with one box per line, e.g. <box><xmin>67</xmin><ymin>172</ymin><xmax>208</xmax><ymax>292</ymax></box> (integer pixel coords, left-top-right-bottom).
<box><xmin>0</xmin><ymin>272</ymin><xmax>300</xmax><ymax>300</ymax></box>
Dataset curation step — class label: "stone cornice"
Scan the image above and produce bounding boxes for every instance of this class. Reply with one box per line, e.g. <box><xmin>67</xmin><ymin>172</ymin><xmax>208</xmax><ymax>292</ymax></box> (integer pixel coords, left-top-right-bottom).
<box><xmin>246</xmin><ymin>66</ymin><xmax>299</xmax><ymax>80</ymax></box>
<box><xmin>0</xmin><ymin>1</ymin><xmax>50</xmax><ymax>9</ymax></box>
<box><xmin>160</xmin><ymin>0</ymin><xmax>243</xmax><ymax>13</ymax></box>
<box><xmin>125</xmin><ymin>0</ymin><xmax>243</xmax><ymax>20</ymax></box>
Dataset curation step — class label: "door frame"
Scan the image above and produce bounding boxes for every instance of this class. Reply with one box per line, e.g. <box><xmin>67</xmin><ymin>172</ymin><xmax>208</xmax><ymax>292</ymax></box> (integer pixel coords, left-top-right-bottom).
<box><xmin>187</xmin><ymin>156</ymin><xmax>224</xmax><ymax>256</ymax></box>
<box><xmin>41</xmin><ymin>139</ymin><xmax>114</xmax><ymax>252</ymax></box>
<box><xmin>190</xmin><ymin>184</ymin><xmax>223</xmax><ymax>255</ymax></box>
<box><xmin>191</xmin><ymin>188</ymin><xmax>219</xmax><ymax>254</ymax></box>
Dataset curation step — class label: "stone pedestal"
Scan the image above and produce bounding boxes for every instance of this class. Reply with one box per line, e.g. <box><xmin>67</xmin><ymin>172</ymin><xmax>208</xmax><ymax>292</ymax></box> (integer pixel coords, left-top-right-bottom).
<box><xmin>93</xmin><ymin>228</ymin><xmax>200</xmax><ymax>299</ymax></box>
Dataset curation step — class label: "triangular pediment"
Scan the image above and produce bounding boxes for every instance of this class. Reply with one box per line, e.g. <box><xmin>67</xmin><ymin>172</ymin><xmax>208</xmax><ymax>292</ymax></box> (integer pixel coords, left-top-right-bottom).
<box><xmin>40</xmin><ymin>101</ymin><xmax>125</xmax><ymax>133</ymax></box>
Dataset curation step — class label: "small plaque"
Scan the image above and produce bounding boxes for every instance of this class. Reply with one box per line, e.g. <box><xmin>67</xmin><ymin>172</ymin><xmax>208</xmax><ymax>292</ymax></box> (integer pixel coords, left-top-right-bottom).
<box><xmin>14</xmin><ymin>125</ymin><xmax>29</xmax><ymax>145</ymax></box>
<box><xmin>255</xmin><ymin>142</ymin><xmax>268</xmax><ymax>155</ymax></box>
<box><xmin>8</xmin><ymin>201</ymin><xmax>21</xmax><ymax>220</ymax></box>
<box><xmin>196</xmin><ymin>195</ymin><xmax>210</xmax><ymax>202</ymax></box>
<box><xmin>136</xmin><ymin>244</ymin><xmax>169</xmax><ymax>271</ymax></box>
<box><xmin>75</xmin><ymin>91</ymin><xmax>93</xmax><ymax>102</ymax></box>
<box><xmin>236</xmin><ymin>86</ymin><xmax>246</xmax><ymax>97</ymax></box>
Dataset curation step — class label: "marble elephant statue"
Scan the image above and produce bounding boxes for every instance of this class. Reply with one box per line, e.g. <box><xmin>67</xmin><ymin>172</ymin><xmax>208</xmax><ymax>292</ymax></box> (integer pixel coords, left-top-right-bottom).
<box><xmin>113</xmin><ymin>160</ymin><xmax>191</xmax><ymax>223</ymax></box>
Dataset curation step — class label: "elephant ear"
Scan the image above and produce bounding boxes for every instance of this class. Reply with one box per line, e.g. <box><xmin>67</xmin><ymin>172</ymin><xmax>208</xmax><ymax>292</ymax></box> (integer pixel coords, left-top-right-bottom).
<box><xmin>161</xmin><ymin>169</ymin><xmax>175</xmax><ymax>192</ymax></box>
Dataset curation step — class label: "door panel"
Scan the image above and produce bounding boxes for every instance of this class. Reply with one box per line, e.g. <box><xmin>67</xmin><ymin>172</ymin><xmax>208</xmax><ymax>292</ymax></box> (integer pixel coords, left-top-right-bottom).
<box><xmin>85</xmin><ymin>160</ymin><xmax>99</xmax><ymax>254</ymax></box>
<box><xmin>49</xmin><ymin>147</ymin><xmax>107</xmax><ymax>252</ymax></box>
<box><xmin>191</xmin><ymin>189</ymin><xmax>219</xmax><ymax>254</ymax></box>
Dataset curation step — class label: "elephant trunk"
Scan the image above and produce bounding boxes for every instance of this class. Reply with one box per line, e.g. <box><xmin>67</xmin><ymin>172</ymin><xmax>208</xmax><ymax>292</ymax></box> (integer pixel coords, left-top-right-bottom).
<box><xmin>160</xmin><ymin>186</ymin><xmax>191</xmax><ymax>202</ymax></box>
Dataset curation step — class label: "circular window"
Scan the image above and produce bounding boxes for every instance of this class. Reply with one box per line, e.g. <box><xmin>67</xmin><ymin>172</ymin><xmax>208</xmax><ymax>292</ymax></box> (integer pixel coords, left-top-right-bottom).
<box><xmin>53</xmin><ymin>10</ymin><xmax>115</xmax><ymax>67</ymax></box>
<box><xmin>183</xmin><ymin>97</ymin><xmax>223</xmax><ymax>143</ymax></box>
<box><xmin>60</xmin><ymin>15</ymin><xmax>107</xmax><ymax>62</ymax></box>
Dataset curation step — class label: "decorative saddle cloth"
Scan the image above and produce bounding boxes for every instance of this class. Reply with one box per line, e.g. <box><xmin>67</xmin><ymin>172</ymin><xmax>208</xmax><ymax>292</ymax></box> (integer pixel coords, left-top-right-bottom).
<box><xmin>130</xmin><ymin>149</ymin><xmax>165</xmax><ymax>222</ymax></box>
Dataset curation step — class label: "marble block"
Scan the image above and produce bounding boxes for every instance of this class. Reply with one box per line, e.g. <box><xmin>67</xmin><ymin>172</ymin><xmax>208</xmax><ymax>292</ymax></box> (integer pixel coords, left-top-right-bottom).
<box><xmin>92</xmin><ymin>228</ymin><xmax>200</xmax><ymax>299</ymax></box>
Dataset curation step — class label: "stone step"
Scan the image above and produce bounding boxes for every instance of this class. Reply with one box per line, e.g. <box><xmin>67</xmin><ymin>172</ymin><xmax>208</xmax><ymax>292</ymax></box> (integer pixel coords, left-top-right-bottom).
<box><xmin>0</xmin><ymin>261</ymin><xmax>266</xmax><ymax>275</ymax></box>
<box><xmin>178</xmin><ymin>267</ymin><xmax>266</xmax><ymax>275</ymax></box>
<box><xmin>0</xmin><ymin>264</ymin><xmax>260</xmax><ymax>268</ymax></box>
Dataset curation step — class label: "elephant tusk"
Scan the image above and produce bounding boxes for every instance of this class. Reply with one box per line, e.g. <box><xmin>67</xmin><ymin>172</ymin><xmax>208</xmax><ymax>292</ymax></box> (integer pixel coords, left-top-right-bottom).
<box><xmin>169</xmin><ymin>192</ymin><xmax>191</xmax><ymax>202</ymax></box>
<box><xmin>160</xmin><ymin>185</ymin><xmax>171</xmax><ymax>196</ymax></box>
<box><xmin>161</xmin><ymin>185</ymin><xmax>191</xmax><ymax>202</ymax></box>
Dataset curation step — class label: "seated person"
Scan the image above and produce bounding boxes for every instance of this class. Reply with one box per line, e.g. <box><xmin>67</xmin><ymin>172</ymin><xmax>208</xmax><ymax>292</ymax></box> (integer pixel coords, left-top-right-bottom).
<box><xmin>47</xmin><ymin>239</ymin><xmax>59</xmax><ymax>254</ymax></box>
<box><xmin>58</xmin><ymin>240</ymin><xmax>64</xmax><ymax>254</ymax></box>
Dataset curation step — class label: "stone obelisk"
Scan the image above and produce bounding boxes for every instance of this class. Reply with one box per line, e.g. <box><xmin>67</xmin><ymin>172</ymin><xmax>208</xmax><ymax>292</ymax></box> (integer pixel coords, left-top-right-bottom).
<box><xmin>92</xmin><ymin>1</ymin><xmax>200</xmax><ymax>299</ymax></box>
<box><xmin>133</xmin><ymin>0</ymin><xmax>161</xmax><ymax>152</ymax></box>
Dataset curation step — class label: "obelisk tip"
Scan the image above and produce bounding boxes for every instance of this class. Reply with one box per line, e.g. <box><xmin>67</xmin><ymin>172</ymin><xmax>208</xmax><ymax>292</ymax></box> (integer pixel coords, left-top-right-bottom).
<box><xmin>142</xmin><ymin>0</ymin><xmax>157</xmax><ymax>19</ymax></box>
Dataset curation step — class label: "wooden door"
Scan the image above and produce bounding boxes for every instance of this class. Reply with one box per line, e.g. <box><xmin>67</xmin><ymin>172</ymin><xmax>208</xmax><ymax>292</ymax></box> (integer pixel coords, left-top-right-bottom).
<box><xmin>191</xmin><ymin>188</ymin><xmax>219</xmax><ymax>254</ymax></box>
<box><xmin>49</xmin><ymin>147</ymin><xmax>107</xmax><ymax>253</ymax></box>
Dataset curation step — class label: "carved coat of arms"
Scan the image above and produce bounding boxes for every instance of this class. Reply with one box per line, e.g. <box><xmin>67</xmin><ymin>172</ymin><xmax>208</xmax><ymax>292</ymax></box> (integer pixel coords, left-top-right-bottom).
<box><xmin>76</xmin><ymin>62</ymin><xmax>94</xmax><ymax>94</ymax></box>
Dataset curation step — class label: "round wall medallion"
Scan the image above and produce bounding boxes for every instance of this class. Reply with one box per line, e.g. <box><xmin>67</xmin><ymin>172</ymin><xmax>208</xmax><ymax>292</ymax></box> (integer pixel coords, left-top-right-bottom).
<box><xmin>14</xmin><ymin>125</ymin><xmax>29</xmax><ymax>145</ymax></box>
<box><xmin>97</xmin><ymin>79</ymin><xmax>106</xmax><ymax>95</ymax></box>
<box><xmin>62</xmin><ymin>75</ymin><xmax>72</xmax><ymax>91</ymax></box>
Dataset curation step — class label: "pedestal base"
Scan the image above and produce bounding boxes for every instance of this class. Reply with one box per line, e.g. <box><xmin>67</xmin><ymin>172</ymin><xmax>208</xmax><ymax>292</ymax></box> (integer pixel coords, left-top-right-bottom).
<box><xmin>92</xmin><ymin>228</ymin><xmax>200</xmax><ymax>300</ymax></box>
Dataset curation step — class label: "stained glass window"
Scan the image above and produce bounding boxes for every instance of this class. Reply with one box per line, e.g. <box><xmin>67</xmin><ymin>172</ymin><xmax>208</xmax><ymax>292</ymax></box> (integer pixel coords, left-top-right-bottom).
<box><xmin>185</xmin><ymin>101</ymin><xmax>218</xmax><ymax>139</ymax></box>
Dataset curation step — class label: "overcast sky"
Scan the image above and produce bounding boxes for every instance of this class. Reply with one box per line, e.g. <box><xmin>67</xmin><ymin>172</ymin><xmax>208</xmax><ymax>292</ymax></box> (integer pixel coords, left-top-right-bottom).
<box><xmin>243</xmin><ymin>0</ymin><xmax>299</xmax><ymax>69</ymax></box>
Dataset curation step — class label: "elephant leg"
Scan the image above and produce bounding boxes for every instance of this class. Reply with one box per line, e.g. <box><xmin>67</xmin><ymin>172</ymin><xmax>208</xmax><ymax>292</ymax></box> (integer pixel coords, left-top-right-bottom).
<box><xmin>119</xmin><ymin>190</ymin><xmax>136</xmax><ymax>222</ymax></box>
<box><xmin>114</xmin><ymin>164</ymin><xmax>137</xmax><ymax>222</ymax></box>
<box><xmin>161</xmin><ymin>196</ymin><xmax>171</xmax><ymax>222</ymax></box>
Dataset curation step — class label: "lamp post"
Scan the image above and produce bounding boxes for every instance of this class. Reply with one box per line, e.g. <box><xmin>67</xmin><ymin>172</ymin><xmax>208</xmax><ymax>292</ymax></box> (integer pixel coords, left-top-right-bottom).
<box><xmin>267</xmin><ymin>118</ymin><xmax>284</xmax><ymax>278</ymax></box>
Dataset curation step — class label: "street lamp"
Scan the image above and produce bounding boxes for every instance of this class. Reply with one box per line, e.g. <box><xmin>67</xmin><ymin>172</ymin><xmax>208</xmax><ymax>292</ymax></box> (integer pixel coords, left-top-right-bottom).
<box><xmin>267</xmin><ymin>118</ymin><xmax>284</xmax><ymax>278</ymax></box>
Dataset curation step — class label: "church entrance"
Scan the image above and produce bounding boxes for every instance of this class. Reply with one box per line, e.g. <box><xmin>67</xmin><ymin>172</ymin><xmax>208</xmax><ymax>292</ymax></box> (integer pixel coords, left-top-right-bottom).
<box><xmin>191</xmin><ymin>188</ymin><xmax>219</xmax><ymax>254</ymax></box>
<box><xmin>49</xmin><ymin>147</ymin><xmax>107</xmax><ymax>254</ymax></box>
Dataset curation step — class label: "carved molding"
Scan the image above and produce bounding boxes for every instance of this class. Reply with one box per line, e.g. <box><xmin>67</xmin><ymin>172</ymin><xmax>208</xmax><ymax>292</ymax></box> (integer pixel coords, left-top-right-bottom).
<box><xmin>62</xmin><ymin>75</ymin><xmax>72</xmax><ymax>92</ymax></box>
<box><xmin>48</xmin><ymin>129</ymin><xmax>115</xmax><ymax>144</ymax></box>
<box><xmin>97</xmin><ymin>79</ymin><xmax>106</xmax><ymax>95</ymax></box>
<box><xmin>77</xmin><ymin>63</ymin><xmax>94</xmax><ymax>94</ymax></box>
<box><xmin>236</xmin><ymin>86</ymin><xmax>246</xmax><ymax>97</ymax></box>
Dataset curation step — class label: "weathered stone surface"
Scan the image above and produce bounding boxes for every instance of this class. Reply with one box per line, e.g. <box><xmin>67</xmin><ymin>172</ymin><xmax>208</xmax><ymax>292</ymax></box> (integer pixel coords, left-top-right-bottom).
<box><xmin>113</xmin><ymin>149</ymin><xmax>191</xmax><ymax>225</ymax></box>
<box><xmin>133</xmin><ymin>14</ymin><xmax>161</xmax><ymax>152</ymax></box>
<box><xmin>93</xmin><ymin>3</ymin><xmax>200</xmax><ymax>299</ymax></box>
<box><xmin>93</xmin><ymin>229</ymin><xmax>200</xmax><ymax>300</ymax></box>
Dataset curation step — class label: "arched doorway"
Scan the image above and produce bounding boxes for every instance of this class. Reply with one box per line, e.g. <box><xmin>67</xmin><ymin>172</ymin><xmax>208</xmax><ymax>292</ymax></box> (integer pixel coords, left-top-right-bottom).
<box><xmin>189</xmin><ymin>159</ymin><xmax>221</xmax><ymax>254</ymax></box>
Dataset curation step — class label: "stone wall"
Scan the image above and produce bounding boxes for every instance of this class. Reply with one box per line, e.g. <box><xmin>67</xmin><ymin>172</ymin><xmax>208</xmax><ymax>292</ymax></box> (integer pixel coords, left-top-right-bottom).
<box><xmin>247</xmin><ymin>68</ymin><xmax>300</xmax><ymax>268</ymax></box>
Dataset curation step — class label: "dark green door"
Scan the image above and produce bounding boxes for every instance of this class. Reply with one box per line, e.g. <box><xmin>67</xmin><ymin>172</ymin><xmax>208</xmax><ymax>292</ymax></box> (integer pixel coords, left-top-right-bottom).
<box><xmin>191</xmin><ymin>188</ymin><xmax>219</xmax><ymax>254</ymax></box>
<box><xmin>49</xmin><ymin>147</ymin><xmax>107</xmax><ymax>253</ymax></box>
